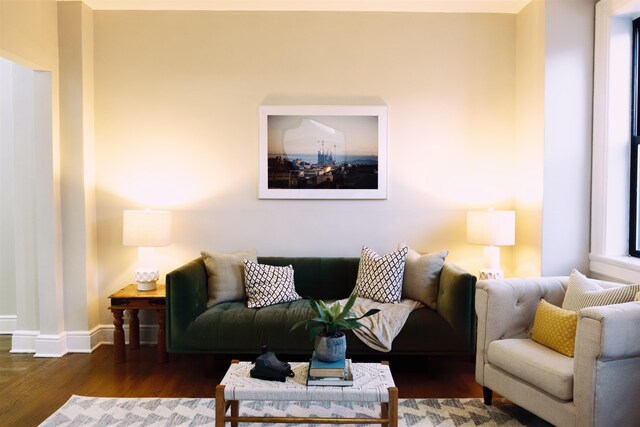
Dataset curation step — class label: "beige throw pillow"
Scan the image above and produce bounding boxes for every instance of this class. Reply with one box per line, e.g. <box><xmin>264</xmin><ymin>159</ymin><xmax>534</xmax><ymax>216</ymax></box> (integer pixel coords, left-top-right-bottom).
<box><xmin>562</xmin><ymin>269</ymin><xmax>640</xmax><ymax>311</ymax></box>
<box><xmin>202</xmin><ymin>249</ymin><xmax>257</xmax><ymax>308</ymax></box>
<box><xmin>401</xmin><ymin>245</ymin><xmax>448</xmax><ymax>310</ymax></box>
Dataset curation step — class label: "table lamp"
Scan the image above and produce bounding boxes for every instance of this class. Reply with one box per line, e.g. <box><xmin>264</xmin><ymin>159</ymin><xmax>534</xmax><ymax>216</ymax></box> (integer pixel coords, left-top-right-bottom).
<box><xmin>467</xmin><ymin>209</ymin><xmax>515</xmax><ymax>280</ymax></box>
<box><xmin>123</xmin><ymin>209</ymin><xmax>172</xmax><ymax>291</ymax></box>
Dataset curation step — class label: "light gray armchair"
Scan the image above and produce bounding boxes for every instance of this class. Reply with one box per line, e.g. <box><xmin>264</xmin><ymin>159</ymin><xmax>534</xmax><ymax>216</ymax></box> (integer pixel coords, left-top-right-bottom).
<box><xmin>475</xmin><ymin>276</ymin><xmax>640</xmax><ymax>427</ymax></box>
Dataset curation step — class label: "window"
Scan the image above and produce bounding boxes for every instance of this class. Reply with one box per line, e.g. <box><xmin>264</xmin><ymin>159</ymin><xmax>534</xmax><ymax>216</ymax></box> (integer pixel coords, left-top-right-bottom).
<box><xmin>591</xmin><ymin>0</ymin><xmax>640</xmax><ymax>282</ymax></box>
<box><xmin>631</xmin><ymin>18</ymin><xmax>640</xmax><ymax>257</ymax></box>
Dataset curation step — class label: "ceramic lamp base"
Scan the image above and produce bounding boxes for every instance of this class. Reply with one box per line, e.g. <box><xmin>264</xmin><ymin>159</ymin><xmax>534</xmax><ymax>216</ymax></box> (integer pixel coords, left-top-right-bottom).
<box><xmin>479</xmin><ymin>269</ymin><xmax>504</xmax><ymax>280</ymax></box>
<box><xmin>134</xmin><ymin>268</ymin><xmax>159</xmax><ymax>291</ymax></box>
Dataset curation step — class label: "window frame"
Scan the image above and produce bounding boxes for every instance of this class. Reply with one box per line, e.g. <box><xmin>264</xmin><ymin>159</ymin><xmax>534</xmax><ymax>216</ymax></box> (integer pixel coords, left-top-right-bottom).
<box><xmin>590</xmin><ymin>0</ymin><xmax>640</xmax><ymax>283</ymax></box>
<box><xmin>630</xmin><ymin>17</ymin><xmax>640</xmax><ymax>257</ymax></box>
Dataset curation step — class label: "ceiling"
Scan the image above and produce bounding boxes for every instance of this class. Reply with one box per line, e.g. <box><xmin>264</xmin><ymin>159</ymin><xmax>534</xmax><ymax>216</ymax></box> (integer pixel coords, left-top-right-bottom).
<box><xmin>72</xmin><ymin>0</ymin><xmax>533</xmax><ymax>14</ymax></box>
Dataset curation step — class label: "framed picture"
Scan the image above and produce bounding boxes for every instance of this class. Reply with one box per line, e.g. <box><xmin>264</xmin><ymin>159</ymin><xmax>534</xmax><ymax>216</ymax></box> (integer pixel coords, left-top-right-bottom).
<box><xmin>258</xmin><ymin>105</ymin><xmax>388</xmax><ymax>199</ymax></box>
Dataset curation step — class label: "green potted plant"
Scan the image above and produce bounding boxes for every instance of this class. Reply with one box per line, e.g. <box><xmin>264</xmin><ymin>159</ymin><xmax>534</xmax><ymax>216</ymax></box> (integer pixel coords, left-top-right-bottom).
<box><xmin>290</xmin><ymin>294</ymin><xmax>380</xmax><ymax>362</ymax></box>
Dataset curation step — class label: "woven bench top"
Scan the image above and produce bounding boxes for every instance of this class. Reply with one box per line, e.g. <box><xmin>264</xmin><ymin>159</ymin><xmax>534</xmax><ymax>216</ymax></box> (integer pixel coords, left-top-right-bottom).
<box><xmin>220</xmin><ymin>361</ymin><xmax>395</xmax><ymax>402</ymax></box>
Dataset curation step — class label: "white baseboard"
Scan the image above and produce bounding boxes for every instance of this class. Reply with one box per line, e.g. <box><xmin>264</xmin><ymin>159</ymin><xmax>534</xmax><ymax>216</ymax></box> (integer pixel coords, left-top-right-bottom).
<box><xmin>99</xmin><ymin>324</ymin><xmax>159</xmax><ymax>345</ymax></box>
<box><xmin>35</xmin><ymin>333</ymin><xmax>68</xmax><ymax>358</ymax></box>
<box><xmin>7</xmin><ymin>324</ymin><xmax>161</xmax><ymax>356</ymax></box>
<box><xmin>0</xmin><ymin>315</ymin><xmax>17</xmax><ymax>334</ymax></box>
<box><xmin>66</xmin><ymin>326</ymin><xmax>103</xmax><ymax>353</ymax></box>
<box><xmin>10</xmin><ymin>330</ymin><xmax>38</xmax><ymax>353</ymax></box>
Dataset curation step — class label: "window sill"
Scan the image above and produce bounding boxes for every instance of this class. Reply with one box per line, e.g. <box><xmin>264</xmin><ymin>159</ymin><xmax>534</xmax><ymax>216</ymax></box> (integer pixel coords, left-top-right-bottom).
<box><xmin>589</xmin><ymin>254</ymin><xmax>640</xmax><ymax>283</ymax></box>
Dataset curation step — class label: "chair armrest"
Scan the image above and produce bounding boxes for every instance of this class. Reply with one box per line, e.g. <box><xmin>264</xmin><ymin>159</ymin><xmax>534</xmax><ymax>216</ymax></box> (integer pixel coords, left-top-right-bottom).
<box><xmin>576</xmin><ymin>301</ymin><xmax>640</xmax><ymax>360</ymax></box>
<box><xmin>436</xmin><ymin>263</ymin><xmax>477</xmax><ymax>354</ymax></box>
<box><xmin>165</xmin><ymin>258</ymin><xmax>208</xmax><ymax>351</ymax></box>
<box><xmin>574</xmin><ymin>301</ymin><xmax>640</xmax><ymax>425</ymax></box>
<box><xmin>475</xmin><ymin>276</ymin><xmax>567</xmax><ymax>385</ymax></box>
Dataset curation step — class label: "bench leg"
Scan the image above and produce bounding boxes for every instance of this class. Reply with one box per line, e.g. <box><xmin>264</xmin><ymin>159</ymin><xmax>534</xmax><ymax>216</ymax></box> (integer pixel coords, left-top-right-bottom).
<box><xmin>387</xmin><ymin>386</ymin><xmax>398</xmax><ymax>427</ymax></box>
<box><xmin>215</xmin><ymin>384</ymin><xmax>225</xmax><ymax>427</ymax></box>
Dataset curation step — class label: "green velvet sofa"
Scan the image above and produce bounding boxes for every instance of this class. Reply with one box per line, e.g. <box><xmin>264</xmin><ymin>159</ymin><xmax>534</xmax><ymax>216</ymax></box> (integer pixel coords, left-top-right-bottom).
<box><xmin>166</xmin><ymin>256</ymin><xmax>477</xmax><ymax>357</ymax></box>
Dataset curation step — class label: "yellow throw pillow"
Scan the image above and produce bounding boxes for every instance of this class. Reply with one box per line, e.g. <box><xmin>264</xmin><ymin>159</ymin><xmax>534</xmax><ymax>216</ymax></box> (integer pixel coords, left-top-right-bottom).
<box><xmin>531</xmin><ymin>299</ymin><xmax>578</xmax><ymax>357</ymax></box>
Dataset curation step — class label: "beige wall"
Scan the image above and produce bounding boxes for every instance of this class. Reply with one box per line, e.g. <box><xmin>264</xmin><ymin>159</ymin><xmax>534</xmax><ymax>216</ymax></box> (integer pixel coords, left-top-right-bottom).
<box><xmin>58</xmin><ymin>1</ymin><xmax>100</xmax><ymax>335</ymax></box>
<box><xmin>93</xmin><ymin>11</ymin><xmax>517</xmax><ymax>323</ymax></box>
<box><xmin>515</xmin><ymin>0</ymin><xmax>544</xmax><ymax>277</ymax></box>
<box><xmin>0</xmin><ymin>0</ymin><xmax>59</xmax><ymax>71</ymax></box>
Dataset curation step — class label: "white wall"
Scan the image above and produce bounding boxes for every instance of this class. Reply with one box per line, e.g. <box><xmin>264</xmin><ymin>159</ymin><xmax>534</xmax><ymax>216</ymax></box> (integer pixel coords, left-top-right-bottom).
<box><xmin>0</xmin><ymin>58</ymin><xmax>18</xmax><ymax>332</ymax></box>
<box><xmin>93</xmin><ymin>11</ymin><xmax>518</xmax><ymax>325</ymax></box>
<box><xmin>0</xmin><ymin>0</ymin><xmax>70</xmax><ymax>356</ymax></box>
<box><xmin>541</xmin><ymin>0</ymin><xmax>594</xmax><ymax>275</ymax></box>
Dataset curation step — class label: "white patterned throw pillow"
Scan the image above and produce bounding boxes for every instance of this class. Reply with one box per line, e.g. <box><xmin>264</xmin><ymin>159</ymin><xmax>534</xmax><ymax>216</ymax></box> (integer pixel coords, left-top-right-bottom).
<box><xmin>353</xmin><ymin>246</ymin><xmax>409</xmax><ymax>304</ymax></box>
<box><xmin>562</xmin><ymin>269</ymin><xmax>640</xmax><ymax>311</ymax></box>
<box><xmin>243</xmin><ymin>260</ymin><xmax>301</xmax><ymax>308</ymax></box>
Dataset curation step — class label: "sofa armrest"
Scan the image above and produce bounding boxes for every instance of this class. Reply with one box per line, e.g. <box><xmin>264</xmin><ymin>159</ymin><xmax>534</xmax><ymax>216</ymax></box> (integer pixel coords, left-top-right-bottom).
<box><xmin>475</xmin><ymin>276</ymin><xmax>567</xmax><ymax>385</ymax></box>
<box><xmin>166</xmin><ymin>258</ymin><xmax>208</xmax><ymax>351</ymax></box>
<box><xmin>436</xmin><ymin>263</ymin><xmax>477</xmax><ymax>354</ymax></box>
<box><xmin>574</xmin><ymin>301</ymin><xmax>640</xmax><ymax>426</ymax></box>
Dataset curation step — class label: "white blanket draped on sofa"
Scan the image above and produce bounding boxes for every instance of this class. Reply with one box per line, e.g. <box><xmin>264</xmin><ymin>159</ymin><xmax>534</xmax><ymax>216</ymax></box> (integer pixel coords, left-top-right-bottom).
<box><xmin>340</xmin><ymin>297</ymin><xmax>424</xmax><ymax>352</ymax></box>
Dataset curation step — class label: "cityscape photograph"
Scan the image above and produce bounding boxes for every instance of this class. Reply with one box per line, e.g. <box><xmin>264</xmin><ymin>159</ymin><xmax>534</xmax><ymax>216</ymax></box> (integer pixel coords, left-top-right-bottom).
<box><xmin>267</xmin><ymin>115</ymin><xmax>380</xmax><ymax>190</ymax></box>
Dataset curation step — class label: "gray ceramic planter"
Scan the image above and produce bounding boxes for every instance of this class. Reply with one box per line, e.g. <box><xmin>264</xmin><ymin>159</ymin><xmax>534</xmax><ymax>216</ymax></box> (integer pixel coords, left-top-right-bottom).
<box><xmin>314</xmin><ymin>332</ymin><xmax>347</xmax><ymax>362</ymax></box>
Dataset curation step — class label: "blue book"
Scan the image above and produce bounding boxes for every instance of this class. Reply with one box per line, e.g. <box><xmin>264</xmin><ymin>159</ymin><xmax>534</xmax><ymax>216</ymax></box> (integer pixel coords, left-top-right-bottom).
<box><xmin>309</xmin><ymin>351</ymin><xmax>347</xmax><ymax>377</ymax></box>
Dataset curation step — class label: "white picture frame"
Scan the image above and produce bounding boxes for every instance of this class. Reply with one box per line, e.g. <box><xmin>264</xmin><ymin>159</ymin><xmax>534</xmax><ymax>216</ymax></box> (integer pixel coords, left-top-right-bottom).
<box><xmin>258</xmin><ymin>105</ymin><xmax>388</xmax><ymax>200</ymax></box>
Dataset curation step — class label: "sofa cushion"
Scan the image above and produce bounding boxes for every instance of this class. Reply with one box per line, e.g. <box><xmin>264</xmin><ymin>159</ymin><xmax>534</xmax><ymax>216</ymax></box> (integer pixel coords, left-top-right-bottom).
<box><xmin>353</xmin><ymin>246</ymin><xmax>408</xmax><ymax>303</ymax></box>
<box><xmin>202</xmin><ymin>249</ymin><xmax>257</xmax><ymax>308</ymax></box>
<box><xmin>531</xmin><ymin>299</ymin><xmax>578</xmax><ymax>357</ymax></box>
<box><xmin>562</xmin><ymin>269</ymin><xmax>640</xmax><ymax>311</ymax></box>
<box><xmin>185</xmin><ymin>301</ymin><xmax>465</xmax><ymax>354</ymax></box>
<box><xmin>244</xmin><ymin>260</ymin><xmax>302</xmax><ymax>308</ymax></box>
<box><xmin>401</xmin><ymin>245</ymin><xmax>448</xmax><ymax>310</ymax></box>
<box><xmin>487</xmin><ymin>338</ymin><xmax>574</xmax><ymax>401</ymax></box>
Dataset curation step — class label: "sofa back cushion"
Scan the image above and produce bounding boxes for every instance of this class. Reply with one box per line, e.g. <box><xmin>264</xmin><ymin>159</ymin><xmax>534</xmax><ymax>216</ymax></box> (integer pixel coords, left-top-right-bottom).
<box><xmin>257</xmin><ymin>257</ymin><xmax>359</xmax><ymax>300</ymax></box>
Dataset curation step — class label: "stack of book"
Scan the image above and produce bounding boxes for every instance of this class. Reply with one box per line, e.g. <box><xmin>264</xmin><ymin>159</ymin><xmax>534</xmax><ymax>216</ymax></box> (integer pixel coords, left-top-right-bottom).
<box><xmin>306</xmin><ymin>351</ymin><xmax>353</xmax><ymax>386</ymax></box>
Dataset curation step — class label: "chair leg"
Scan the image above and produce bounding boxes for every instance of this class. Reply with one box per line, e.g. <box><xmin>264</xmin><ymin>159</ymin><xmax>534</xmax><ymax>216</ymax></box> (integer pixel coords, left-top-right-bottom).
<box><xmin>483</xmin><ymin>387</ymin><xmax>493</xmax><ymax>405</ymax></box>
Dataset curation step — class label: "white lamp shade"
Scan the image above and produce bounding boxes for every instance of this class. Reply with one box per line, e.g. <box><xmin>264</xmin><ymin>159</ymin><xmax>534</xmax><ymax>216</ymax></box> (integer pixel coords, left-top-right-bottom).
<box><xmin>467</xmin><ymin>210</ymin><xmax>515</xmax><ymax>246</ymax></box>
<box><xmin>123</xmin><ymin>210</ymin><xmax>172</xmax><ymax>247</ymax></box>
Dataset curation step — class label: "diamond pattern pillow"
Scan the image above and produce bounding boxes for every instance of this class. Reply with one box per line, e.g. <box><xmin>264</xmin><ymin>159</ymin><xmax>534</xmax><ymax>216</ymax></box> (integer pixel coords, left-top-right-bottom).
<box><xmin>562</xmin><ymin>269</ymin><xmax>640</xmax><ymax>311</ymax></box>
<box><xmin>353</xmin><ymin>246</ymin><xmax>409</xmax><ymax>303</ymax></box>
<box><xmin>243</xmin><ymin>260</ymin><xmax>301</xmax><ymax>308</ymax></box>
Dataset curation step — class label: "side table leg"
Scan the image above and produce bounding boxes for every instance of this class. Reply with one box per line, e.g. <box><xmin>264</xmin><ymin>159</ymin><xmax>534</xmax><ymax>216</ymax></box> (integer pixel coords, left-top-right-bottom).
<box><xmin>157</xmin><ymin>309</ymin><xmax>168</xmax><ymax>363</ymax></box>
<box><xmin>215</xmin><ymin>384</ymin><xmax>226</xmax><ymax>427</ymax></box>
<box><xmin>129</xmin><ymin>309</ymin><xmax>140</xmax><ymax>349</ymax></box>
<box><xmin>112</xmin><ymin>309</ymin><xmax>126</xmax><ymax>363</ymax></box>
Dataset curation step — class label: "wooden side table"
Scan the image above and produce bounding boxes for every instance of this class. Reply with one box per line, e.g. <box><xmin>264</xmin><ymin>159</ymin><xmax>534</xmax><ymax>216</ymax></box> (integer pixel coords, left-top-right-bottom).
<box><xmin>108</xmin><ymin>284</ymin><xmax>167</xmax><ymax>363</ymax></box>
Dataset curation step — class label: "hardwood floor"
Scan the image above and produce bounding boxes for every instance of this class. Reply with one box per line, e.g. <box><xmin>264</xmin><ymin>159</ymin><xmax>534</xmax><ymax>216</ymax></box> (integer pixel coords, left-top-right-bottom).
<box><xmin>0</xmin><ymin>335</ymin><xmax>483</xmax><ymax>426</ymax></box>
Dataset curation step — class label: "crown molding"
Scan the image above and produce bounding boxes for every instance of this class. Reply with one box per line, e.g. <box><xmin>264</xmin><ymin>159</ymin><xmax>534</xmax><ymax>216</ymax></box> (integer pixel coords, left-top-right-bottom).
<box><xmin>64</xmin><ymin>0</ymin><xmax>531</xmax><ymax>14</ymax></box>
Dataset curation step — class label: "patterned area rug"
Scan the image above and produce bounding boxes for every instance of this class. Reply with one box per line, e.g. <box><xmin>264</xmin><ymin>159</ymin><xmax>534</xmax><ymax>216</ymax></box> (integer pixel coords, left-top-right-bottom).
<box><xmin>40</xmin><ymin>395</ymin><xmax>551</xmax><ymax>426</ymax></box>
